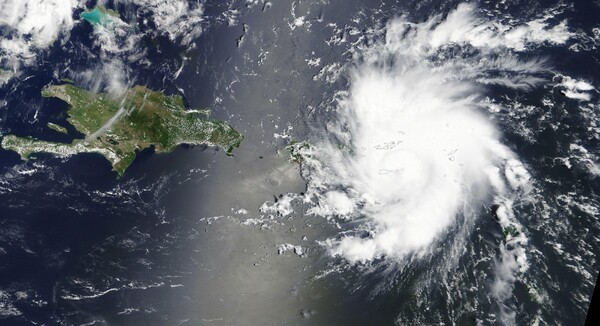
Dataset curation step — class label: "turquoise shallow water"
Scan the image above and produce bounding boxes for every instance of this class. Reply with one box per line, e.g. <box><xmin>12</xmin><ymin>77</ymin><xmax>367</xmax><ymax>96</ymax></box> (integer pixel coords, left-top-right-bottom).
<box><xmin>0</xmin><ymin>0</ymin><xmax>599</xmax><ymax>325</ymax></box>
<box><xmin>80</xmin><ymin>9</ymin><xmax>106</xmax><ymax>27</ymax></box>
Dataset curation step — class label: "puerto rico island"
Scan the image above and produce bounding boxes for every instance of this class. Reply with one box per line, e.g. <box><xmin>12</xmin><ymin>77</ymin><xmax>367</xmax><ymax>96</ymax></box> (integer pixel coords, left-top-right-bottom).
<box><xmin>1</xmin><ymin>84</ymin><xmax>243</xmax><ymax>177</ymax></box>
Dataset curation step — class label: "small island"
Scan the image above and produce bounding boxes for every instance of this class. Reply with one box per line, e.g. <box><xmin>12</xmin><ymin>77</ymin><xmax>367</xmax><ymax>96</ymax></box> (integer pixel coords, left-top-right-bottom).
<box><xmin>47</xmin><ymin>122</ymin><xmax>68</xmax><ymax>134</ymax></box>
<box><xmin>80</xmin><ymin>5</ymin><xmax>121</xmax><ymax>28</ymax></box>
<box><xmin>1</xmin><ymin>84</ymin><xmax>243</xmax><ymax>177</ymax></box>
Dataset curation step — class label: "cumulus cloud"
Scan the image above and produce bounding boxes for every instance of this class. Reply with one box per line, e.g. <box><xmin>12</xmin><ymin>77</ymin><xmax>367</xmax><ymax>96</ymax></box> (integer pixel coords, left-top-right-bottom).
<box><xmin>129</xmin><ymin>0</ymin><xmax>204</xmax><ymax>46</ymax></box>
<box><xmin>405</xmin><ymin>3</ymin><xmax>573</xmax><ymax>53</ymax></box>
<box><xmin>553</xmin><ymin>74</ymin><xmax>597</xmax><ymax>101</ymax></box>
<box><xmin>0</xmin><ymin>0</ymin><xmax>205</xmax><ymax>86</ymax></box>
<box><xmin>0</xmin><ymin>0</ymin><xmax>79</xmax><ymax>69</ymax></box>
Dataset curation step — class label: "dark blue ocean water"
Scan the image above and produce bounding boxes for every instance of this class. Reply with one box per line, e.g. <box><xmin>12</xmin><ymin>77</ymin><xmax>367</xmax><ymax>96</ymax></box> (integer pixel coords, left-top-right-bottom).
<box><xmin>0</xmin><ymin>0</ymin><xmax>599</xmax><ymax>325</ymax></box>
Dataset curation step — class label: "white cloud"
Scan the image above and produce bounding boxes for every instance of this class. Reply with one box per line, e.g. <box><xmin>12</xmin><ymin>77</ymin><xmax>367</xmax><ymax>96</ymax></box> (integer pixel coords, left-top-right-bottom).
<box><xmin>130</xmin><ymin>0</ymin><xmax>204</xmax><ymax>46</ymax></box>
<box><xmin>554</xmin><ymin>74</ymin><xmax>596</xmax><ymax>101</ymax></box>
<box><xmin>0</xmin><ymin>0</ymin><xmax>79</xmax><ymax>69</ymax></box>
<box><xmin>422</xmin><ymin>3</ymin><xmax>573</xmax><ymax>52</ymax></box>
<box><xmin>298</xmin><ymin>3</ymin><xmax>567</xmax><ymax>321</ymax></box>
<box><xmin>304</xmin><ymin>3</ymin><xmax>559</xmax><ymax>263</ymax></box>
<box><xmin>321</xmin><ymin>63</ymin><xmax>509</xmax><ymax>262</ymax></box>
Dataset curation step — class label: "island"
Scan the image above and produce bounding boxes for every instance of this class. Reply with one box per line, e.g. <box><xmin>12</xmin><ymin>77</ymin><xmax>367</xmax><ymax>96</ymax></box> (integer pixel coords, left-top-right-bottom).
<box><xmin>47</xmin><ymin>122</ymin><xmax>68</xmax><ymax>134</ymax></box>
<box><xmin>1</xmin><ymin>84</ymin><xmax>243</xmax><ymax>177</ymax></box>
<box><xmin>80</xmin><ymin>5</ymin><xmax>121</xmax><ymax>28</ymax></box>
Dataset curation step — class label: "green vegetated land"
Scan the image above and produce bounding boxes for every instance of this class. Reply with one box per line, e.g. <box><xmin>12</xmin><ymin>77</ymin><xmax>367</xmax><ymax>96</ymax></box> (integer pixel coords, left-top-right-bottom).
<box><xmin>1</xmin><ymin>84</ymin><xmax>243</xmax><ymax>177</ymax></box>
<box><xmin>47</xmin><ymin>122</ymin><xmax>68</xmax><ymax>134</ymax></box>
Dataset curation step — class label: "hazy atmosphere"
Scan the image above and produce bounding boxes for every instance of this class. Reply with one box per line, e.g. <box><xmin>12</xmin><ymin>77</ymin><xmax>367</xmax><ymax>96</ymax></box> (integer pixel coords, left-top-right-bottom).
<box><xmin>0</xmin><ymin>0</ymin><xmax>599</xmax><ymax>325</ymax></box>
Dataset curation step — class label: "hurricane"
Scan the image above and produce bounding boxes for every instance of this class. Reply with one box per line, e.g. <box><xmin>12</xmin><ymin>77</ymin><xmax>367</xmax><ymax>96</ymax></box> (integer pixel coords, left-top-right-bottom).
<box><xmin>0</xmin><ymin>0</ymin><xmax>598</xmax><ymax>325</ymax></box>
<box><xmin>303</xmin><ymin>3</ymin><xmax>549</xmax><ymax>261</ymax></box>
<box><xmin>292</xmin><ymin>3</ymin><xmax>574</xmax><ymax>322</ymax></box>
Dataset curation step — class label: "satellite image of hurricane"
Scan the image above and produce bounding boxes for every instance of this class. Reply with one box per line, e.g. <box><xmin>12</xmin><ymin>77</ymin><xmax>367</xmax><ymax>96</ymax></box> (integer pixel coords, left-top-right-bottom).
<box><xmin>0</xmin><ymin>0</ymin><xmax>599</xmax><ymax>325</ymax></box>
